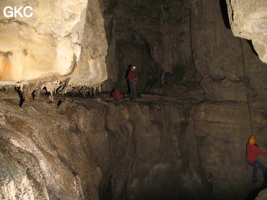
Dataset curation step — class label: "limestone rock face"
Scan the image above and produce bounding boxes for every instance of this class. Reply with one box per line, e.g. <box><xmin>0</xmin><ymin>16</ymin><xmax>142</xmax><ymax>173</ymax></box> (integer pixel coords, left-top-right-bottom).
<box><xmin>256</xmin><ymin>189</ymin><xmax>267</xmax><ymax>200</ymax></box>
<box><xmin>0</xmin><ymin>88</ymin><xmax>262</xmax><ymax>200</ymax></box>
<box><xmin>226</xmin><ymin>0</ymin><xmax>267</xmax><ymax>64</ymax></box>
<box><xmin>0</xmin><ymin>151</ymin><xmax>48</xmax><ymax>199</ymax></box>
<box><xmin>190</xmin><ymin>0</ymin><xmax>267</xmax><ymax>198</ymax></box>
<box><xmin>0</xmin><ymin>91</ymin><xmax>215</xmax><ymax>200</ymax></box>
<box><xmin>102</xmin><ymin>0</ymin><xmax>200</xmax><ymax>96</ymax></box>
<box><xmin>194</xmin><ymin>102</ymin><xmax>251</xmax><ymax>199</ymax></box>
<box><xmin>0</xmin><ymin>0</ymin><xmax>107</xmax><ymax>88</ymax></box>
<box><xmin>2</xmin><ymin>0</ymin><xmax>267</xmax><ymax>199</ymax></box>
<box><xmin>69</xmin><ymin>0</ymin><xmax>108</xmax><ymax>87</ymax></box>
<box><xmin>0</xmin><ymin>92</ymin><xmax>101</xmax><ymax>200</ymax></box>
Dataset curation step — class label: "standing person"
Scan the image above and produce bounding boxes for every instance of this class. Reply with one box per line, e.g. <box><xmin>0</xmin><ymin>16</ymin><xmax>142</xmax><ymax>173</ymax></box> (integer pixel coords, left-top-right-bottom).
<box><xmin>126</xmin><ymin>64</ymin><xmax>137</xmax><ymax>101</ymax></box>
<box><xmin>247</xmin><ymin>135</ymin><xmax>267</xmax><ymax>183</ymax></box>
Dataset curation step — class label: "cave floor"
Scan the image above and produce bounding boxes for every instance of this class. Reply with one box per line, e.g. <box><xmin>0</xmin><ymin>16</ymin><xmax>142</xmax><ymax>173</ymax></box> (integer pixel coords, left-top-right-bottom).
<box><xmin>0</xmin><ymin>89</ymin><xmax>194</xmax><ymax>107</ymax></box>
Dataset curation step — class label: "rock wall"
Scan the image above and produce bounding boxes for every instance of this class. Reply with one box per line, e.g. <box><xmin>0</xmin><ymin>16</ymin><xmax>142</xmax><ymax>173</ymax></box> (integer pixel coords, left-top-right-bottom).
<box><xmin>0</xmin><ymin>90</ymin><xmax>216</xmax><ymax>200</ymax></box>
<box><xmin>0</xmin><ymin>92</ymin><xmax>101</xmax><ymax>199</ymax></box>
<box><xmin>1</xmin><ymin>0</ymin><xmax>267</xmax><ymax>199</ymax></box>
<box><xmin>100</xmin><ymin>0</ymin><xmax>267</xmax><ymax>198</ymax></box>
<box><xmin>101</xmin><ymin>0</ymin><xmax>200</xmax><ymax>96</ymax></box>
<box><xmin>0</xmin><ymin>88</ymin><xmax>266</xmax><ymax>200</ymax></box>
<box><xmin>191</xmin><ymin>0</ymin><xmax>267</xmax><ymax>199</ymax></box>
<box><xmin>226</xmin><ymin>0</ymin><xmax>267</xmax><ymax>65</ymax></box>
<box><xmin>0</xmin><ymin>0</ymin><xmax>107</xmax><ymax>88</ymax></box>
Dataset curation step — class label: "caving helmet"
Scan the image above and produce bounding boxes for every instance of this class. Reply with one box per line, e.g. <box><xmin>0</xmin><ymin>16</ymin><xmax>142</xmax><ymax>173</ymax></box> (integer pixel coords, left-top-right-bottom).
<box><xmin>249</xmin><ymin>135</ymin><xmax>256</xmax><ymax>145</ymax></box>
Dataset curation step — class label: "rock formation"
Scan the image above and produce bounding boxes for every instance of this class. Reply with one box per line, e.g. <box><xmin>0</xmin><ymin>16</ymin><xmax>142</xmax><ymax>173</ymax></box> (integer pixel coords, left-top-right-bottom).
<box><xmin>0</xmin><ymin>90</ymin><xmax>215</xmax><ymax>200</ymax></box>
<box><xmin>256</xmin><ymin>188</ymin><xmax>267</xmax><ymax>200</ymax></box>
<box><xmin>226</xmin><ymin>0</ymin><xmax>267</xmax><ymax>65</ymax></box>
<box><xmin>0</xmin><ymin>0</ymin><xmax>107</xmax><ymax>89</ymax></box>
<box><xmin>0</xmin><ymin>0</ymin><xmax>267</xmax><ymax>199</ymax></box>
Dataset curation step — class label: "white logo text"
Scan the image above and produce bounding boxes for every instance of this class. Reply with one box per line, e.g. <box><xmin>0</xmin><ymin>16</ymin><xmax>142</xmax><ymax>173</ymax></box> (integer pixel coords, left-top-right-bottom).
<box><xmin>3</xmin><ymin>6</ymin><xmax>33</xmax><ymax>18</ymax></box>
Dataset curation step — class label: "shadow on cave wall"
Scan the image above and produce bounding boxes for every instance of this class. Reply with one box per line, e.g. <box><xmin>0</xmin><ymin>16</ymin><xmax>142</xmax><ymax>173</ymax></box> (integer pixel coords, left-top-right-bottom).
<box><xmin>246</xmin><ymin>40</ymin><xmax>259</xmax><ymax>57</ymax></box>
<box><xmin>219</xmin><ymin>0</ymin><xmax>230</xmax><ymax>29</ymax></box>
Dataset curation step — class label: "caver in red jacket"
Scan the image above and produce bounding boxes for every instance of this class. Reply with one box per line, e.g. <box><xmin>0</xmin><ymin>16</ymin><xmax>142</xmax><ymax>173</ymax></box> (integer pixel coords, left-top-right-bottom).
<box><xmin>247</xmin><ymin>143</ymin><xmax>267</xmax><ymax>163</ymax></box>
<box><xmin>127</xmin><ymin>70</ymin><xmax>136</xmax><ymax>82</ymax></box>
